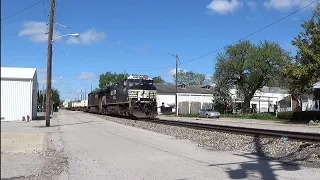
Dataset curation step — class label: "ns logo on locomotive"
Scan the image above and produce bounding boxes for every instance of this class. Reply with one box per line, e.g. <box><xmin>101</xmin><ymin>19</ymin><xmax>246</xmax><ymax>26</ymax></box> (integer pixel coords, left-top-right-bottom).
<box><xmin>87</xmin><ymin>75</ymin><xmax>158</xmax><ymax>119</ymax></box>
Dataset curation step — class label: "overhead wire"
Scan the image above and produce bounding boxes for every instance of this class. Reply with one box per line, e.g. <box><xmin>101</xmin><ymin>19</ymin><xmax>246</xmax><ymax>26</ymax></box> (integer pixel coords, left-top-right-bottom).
<box><xmin>126</xmin><ymin>0</ymin><xmax>319</xmax><ymax>72</ymax></box>
<box><xmin>1</xmin><ymin>0</ymin><xmax>43</xmax><ymax>21</ymax></box>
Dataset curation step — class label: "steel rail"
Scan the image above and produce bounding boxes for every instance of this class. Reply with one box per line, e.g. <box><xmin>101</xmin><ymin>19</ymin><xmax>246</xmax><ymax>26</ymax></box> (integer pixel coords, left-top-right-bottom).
<box><xmin>143</xmin><ymin>118</ymin><xmax>320</xmax><ymax>142</ymax></box>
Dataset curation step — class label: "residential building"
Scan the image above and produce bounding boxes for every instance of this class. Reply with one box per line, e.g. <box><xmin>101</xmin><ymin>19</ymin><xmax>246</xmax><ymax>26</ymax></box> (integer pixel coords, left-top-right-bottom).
<box><xmin>301</xmin><ymin>81</ymin><xmax>320</xmax><ymax>111</ymax></box>
<box><xmin>1</xmin><ymin>67</ymin><xmax>38</xmax><ymax>121</ymax></box>
<box><xmin>154</xmin><ymin>83</ymin><xmax>214</xmax><ymax>114</ymax></box>
<box><xmin>231</xmin><ymin>86</ymin><xmax>290</xmax><ymax>113</ymax></box>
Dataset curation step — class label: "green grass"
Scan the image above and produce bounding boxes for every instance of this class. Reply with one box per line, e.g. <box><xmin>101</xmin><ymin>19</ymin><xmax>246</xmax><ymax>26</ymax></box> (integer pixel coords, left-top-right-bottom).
<box><xmin>165</xmin><ymin>113</ymin><xmax>277</xmax><ymax>120</ymax></box>
<box><xmin>220</xmin><ymin>113</ymin><xmax>277</xmax><ymax>120</ymax></box>
<box><xmin>165</xmin><ymin>114</ymin><xmax>198</xmax><ymax>118</ymax></box>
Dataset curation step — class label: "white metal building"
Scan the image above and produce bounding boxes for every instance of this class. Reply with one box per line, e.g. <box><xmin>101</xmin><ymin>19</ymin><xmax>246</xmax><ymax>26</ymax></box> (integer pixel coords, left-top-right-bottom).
<box><xmin>1</xmin><ymin>67</ymin><xmax>38</xmax><ymax>121</ymax></box>
<box><xmin>154</xmin><ymin>83</ymin><xmax>213</xmax><ymax>114</ymax></box>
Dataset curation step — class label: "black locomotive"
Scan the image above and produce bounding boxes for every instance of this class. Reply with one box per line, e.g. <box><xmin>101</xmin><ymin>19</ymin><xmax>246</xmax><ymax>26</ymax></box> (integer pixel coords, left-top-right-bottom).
<box><xmin>87</xmin><ymin>75</ymin><xmax>158</xmax><ymax>119</ymax></box>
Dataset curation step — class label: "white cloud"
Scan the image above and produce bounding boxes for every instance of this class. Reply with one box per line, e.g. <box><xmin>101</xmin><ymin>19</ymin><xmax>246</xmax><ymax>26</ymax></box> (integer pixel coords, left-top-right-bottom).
<box><xmin>18</xmin><ymin>21</ymin><xmax>61</xmax><ymax>42</ymax></box>
<box><xmin>67</xmin><ymin>29</ymin><xmax>106</xmax><ymax>45</ymax></box>
<box><xmin>207</xmin><ymin>0</ymin><xmax>244</xmax><ymax>15</ymax></box>
<box><xmin>77</xmin><ymin>72</ymin><xmax>98</xmax><ymax>79</ymax></box>
<box><xmin>264</xmin><ymin>0</ymin><xmax>314</xmax><ymax>10</ymax></box>
<box><xmin>246</xmin><ymin>0</ymin><xmax>256</xmax><ymax>9</ymax></box>
<box><xmin>167</xmin><ymin>68</ymin><xmax>188</xmax><ymax>76</ymax></box>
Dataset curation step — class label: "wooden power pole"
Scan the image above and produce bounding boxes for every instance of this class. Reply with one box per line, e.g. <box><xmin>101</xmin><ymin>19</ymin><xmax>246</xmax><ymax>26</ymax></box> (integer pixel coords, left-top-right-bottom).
<box><xmin>42</xmin><ymin>85</ymin><xmax>45</xmax><ymax>112</ymax></box>
<box><xmin>45</xmin><ymin>0</ymin><xmax>55</xmax><ymax>127</ymax></box>
<box><xmin>175</xmin><ymin>54</ymin><xmax>179</xmax><ymax>116</ymax></box>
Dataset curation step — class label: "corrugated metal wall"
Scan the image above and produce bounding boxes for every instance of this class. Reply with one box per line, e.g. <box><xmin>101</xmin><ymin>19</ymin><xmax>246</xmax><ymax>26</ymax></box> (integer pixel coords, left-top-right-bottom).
<box><xmin>1</xmin><ymin>80</ymin><xmax>32</xmax><ymax>121</ymax></box>
<box><xmin>32</xmin><ymin>75</ymin><xmax>38</xmax><ymax>119</ymax></box>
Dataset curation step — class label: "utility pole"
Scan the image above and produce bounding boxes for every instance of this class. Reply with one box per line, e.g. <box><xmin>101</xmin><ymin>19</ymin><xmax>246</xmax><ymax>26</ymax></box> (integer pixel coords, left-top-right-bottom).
<box><xmin>175</xmin><ymin>54</ymin><xmax>179</xmax><ymax>116</ymax></box>
<box><xmin>42</xmin><ymin>85</ymin><xmax>45</xmax><ymax>112</ymax></box>
<box><xmin>91</xmin><ymin>85</ymin><xmax>92</xmax><ymax>92</ymax></box>
<box><xmin>45</xmin><ymin>0</ymin><xmax>55</xmax><ymax>127</ymax></box>
<box><xmin>85</xmin><ymin>89</ymin><xmax>87</xmax><ymax>100</ymax></box>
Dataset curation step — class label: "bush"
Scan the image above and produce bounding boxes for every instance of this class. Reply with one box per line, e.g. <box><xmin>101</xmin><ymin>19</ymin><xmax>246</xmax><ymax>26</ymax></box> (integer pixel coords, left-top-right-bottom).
<box><xmin>277</xmin><ymin>112</ymin><xmax>294</xmax><ymax>120</ymax></box>
<box><xmin>277</xmin><ymin>111</ymin><xmax>320</xmax><ymax>122</ymax></box>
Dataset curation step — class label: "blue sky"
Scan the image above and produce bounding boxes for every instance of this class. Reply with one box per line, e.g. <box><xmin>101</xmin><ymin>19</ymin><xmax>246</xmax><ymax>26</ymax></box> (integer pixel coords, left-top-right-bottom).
<box><xmin>1</xmin><ymin>0</ymin><xmax>316</xmax><ymax>100</ymax></box>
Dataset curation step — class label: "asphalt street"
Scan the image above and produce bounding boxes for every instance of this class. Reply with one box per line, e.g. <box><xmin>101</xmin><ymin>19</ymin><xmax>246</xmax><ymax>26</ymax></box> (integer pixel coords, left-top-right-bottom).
<box><xmin>58</xmin><ymin>110</ymin><xmax>320</xmax><ymax>180</ymax></box>
<box><xmin>2</xmin><ymin>110</ymin><xmax>320</xmax><ymax>179</ymax></box>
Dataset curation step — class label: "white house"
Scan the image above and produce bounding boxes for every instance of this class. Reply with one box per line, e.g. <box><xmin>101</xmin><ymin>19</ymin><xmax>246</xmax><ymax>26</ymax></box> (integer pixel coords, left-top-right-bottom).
<box><xmin>301</xmin><ymin>81</ymin><xmax>320</xmax><ymax>111</ymax></box>
<box><xmin>1</xmin><ymin>67</ymin><xmax>38</xmax><ymax>121</ymax></box>
<box><xmin>230</xmin><ymin>86</ymin><xmax>290</xmax><ymax>113</ymax></box>
<box><xmin>154</xmin><ymin>83</ymin><xmax>214</xmax><ymax>114</ymax></box>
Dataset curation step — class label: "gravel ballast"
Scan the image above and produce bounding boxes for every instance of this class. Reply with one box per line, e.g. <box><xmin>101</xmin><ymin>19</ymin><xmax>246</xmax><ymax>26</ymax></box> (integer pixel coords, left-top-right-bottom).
<box><xmin>86</xmin><ymin>112</ymin><xmax>320</xmax><ymax>168</ymax></box>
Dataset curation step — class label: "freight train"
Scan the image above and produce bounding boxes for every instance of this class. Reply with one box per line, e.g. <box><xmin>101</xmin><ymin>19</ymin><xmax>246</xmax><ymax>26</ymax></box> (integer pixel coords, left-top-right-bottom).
<box><xmin>68</xmin><ymin>75</ymin><xmax>158</xmax><ymax>119</ymax></box>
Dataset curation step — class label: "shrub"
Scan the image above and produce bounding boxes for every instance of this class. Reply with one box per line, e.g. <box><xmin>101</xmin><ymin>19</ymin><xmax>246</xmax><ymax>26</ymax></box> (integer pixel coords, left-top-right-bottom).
<box><xmin>277</xmin><ymin>112</ymin><xmax>294</xmax><ymax>120</ymax></box>
<box><xmin>277</xmin><ymin>111</ymin><xmax>320</xmax><ymax>122</ymax></box>
<box><xmin>247</xmin><ymin>113</ymin><xmax>277</xmax><ymax>120</ymax></box>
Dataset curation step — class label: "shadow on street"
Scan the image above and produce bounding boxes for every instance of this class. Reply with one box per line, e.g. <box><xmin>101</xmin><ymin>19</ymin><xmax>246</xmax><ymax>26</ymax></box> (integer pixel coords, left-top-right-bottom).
<box><xmin>208</xmin><ymin>136</ymin><xmax>304</xmax><ymax>180</ymax></box>
<box><xmin>34</xmin><ymin>121</ymin><xmax>96</xmax><ymax>128</ymax></box>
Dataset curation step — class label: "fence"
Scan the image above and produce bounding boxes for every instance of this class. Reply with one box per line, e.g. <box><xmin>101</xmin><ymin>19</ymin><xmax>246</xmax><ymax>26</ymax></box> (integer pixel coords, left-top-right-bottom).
<box><xmin>178</xmin><ymin>101</ymin><xmax>213</xmax><ymax>115</ymax></box>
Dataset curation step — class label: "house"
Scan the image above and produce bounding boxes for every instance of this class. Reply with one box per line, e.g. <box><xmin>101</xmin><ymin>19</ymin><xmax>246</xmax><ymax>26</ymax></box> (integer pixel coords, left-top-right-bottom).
<box><xmin>301</xmin><ymin>81</ymin><xmax>320</xmax><ymax>111</ymax></box>
<box><xmin>1</xmin><ymin>67</ymin><xmax>38</xmax><ymax>121</ymax></box>
<box><xmin>154</xmin><ymin>83</ymin><xmax>214</xmax><ymax>114</ymax></box>
<box><xmin>230</xmin><ymin>86</ymin><xmax>290</xmax><ymax>113</ymax></box>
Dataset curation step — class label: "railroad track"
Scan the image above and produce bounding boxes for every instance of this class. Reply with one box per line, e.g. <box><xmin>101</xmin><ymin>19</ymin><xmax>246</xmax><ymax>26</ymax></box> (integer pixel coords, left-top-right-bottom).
<box><xmin>80</xmin><ymin>111</ymin><xmax>320</xmax><ymax>142</ymax></box>
<box><xmin>144</xmin><ymin>118</ymin><xmax>320</xmax><ymax>142</ymax></box>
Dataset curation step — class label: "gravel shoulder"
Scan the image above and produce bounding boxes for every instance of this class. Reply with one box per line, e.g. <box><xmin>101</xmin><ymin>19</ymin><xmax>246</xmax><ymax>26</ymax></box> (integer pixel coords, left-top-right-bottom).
<box><xmin>85</xmin><ymin>112</ymin><xmax>320</xmax><ymax>169</ymax></box>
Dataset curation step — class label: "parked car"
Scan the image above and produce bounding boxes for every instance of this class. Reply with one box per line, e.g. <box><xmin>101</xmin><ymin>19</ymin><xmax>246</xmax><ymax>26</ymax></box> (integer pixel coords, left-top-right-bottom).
<box><xmin>198</xmin><ymin>108</ymin><xmax>220</xmax><ymax>118</ymax></box>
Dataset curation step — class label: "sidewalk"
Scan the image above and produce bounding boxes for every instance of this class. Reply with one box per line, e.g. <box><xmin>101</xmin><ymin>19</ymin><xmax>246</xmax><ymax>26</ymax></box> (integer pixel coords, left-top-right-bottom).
<box><xmin>1</xmin><ymin>113</ymin><xmax>67</xmax><ymax>179</ymax></box>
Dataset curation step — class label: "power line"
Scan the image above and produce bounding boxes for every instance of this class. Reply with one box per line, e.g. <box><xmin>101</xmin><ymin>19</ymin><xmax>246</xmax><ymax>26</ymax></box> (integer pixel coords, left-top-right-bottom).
<box><xmin>1</xmin><ymin>0</ymin><xmax>43</xmax><ymax>21</ymax></box>
<box><xmin>127</xmin><ymin>0</ymin><xmax>319</xmax><ymax>72</ymax></box>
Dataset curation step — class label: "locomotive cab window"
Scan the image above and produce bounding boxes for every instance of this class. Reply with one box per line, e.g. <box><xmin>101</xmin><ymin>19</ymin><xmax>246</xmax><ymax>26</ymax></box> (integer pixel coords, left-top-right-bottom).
<box><xmin>143</xmin><ymin>80</ymin><xmax>153</xmax><ymax>85</ymax></box>
<box><xmin>127</xmin><ymin>79</ymin><xmax>140</xmax><ymax>86</ymax></box>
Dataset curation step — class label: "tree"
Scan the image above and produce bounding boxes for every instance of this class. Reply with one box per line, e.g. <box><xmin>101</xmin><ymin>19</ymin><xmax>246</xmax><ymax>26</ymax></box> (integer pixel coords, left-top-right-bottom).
<box><xmin>282</xmin><ymin>3</ymin><xmax>320</xmax><ymax>109</ymax></box>
<box><xmin>212</xmin><ymin>84</ymin><xmax>232</xmax><ymax>113</ymax></box>
<box><xmin>38</xmin><ymin>88</ymin><xmax>61</xmax><ymax>111</ymax></box>
<box><xmin>214</xmin><ymin>40</ymin><xmax>290</xmax><ymax>113</ymax></box>
<box><xmin>173</xmin><ymin>70</ymin><xmax>206</xmax><ymax>85</ymax></box>
<box><xmin>152</xmin><ymin>76</ymin><xmax>166</xmax><ymax>84</ymax></box>
<box><xmin>98</xmin><ymin>72</ymin><xmax>129</xmax><ymax>89</ymax></box>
